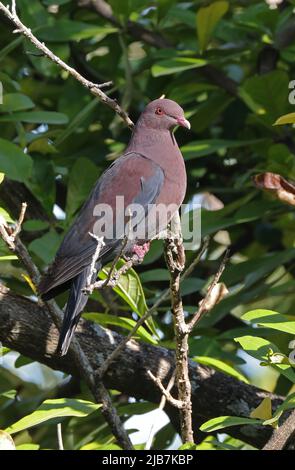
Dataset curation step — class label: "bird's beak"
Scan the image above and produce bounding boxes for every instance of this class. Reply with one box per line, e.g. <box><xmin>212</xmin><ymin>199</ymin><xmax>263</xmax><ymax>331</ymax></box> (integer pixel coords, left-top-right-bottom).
<box><xmin>176</xmin><ymin>117</ymin><xmax>191</xmax><ymax>130</ymax></box>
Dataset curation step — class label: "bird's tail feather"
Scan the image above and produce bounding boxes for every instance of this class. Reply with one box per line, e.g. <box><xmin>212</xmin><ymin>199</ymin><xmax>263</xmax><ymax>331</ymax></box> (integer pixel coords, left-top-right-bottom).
<box><xmin>56</xmin><ymin>263</ymin><xmax>100</xmax><ymax>356</ymax></box>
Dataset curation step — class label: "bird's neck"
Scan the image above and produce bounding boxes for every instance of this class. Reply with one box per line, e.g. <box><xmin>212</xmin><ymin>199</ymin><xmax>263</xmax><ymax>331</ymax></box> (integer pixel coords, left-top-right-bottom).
<box><xmin>126</xmin><ymin>123</ymin><xmax>181</xmax><ymax>161</ymax></box>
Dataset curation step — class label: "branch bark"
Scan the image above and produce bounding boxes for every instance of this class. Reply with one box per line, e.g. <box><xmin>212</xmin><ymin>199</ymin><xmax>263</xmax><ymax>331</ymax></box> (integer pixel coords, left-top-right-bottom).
<box><xmin>263</xmin><ymin>410</ymin><xmax>295</xmax><ymax>450</ymax></box>
<box><xmin>164</xmin><ymin>219</ymin><xmax>193</xmax><ymax>443</ymax></box>
<box><xmin>0</xmin><ymin>283</ymin><xmax>286</xmax><ymax>449</ymax></box>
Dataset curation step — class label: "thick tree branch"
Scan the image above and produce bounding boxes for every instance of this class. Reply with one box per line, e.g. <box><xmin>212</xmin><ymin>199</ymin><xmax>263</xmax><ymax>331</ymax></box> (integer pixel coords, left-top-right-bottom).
<box><xmin>0</xmin><ymin>283</ymin><xmax>286</xmax><ymax>449</ymax></box>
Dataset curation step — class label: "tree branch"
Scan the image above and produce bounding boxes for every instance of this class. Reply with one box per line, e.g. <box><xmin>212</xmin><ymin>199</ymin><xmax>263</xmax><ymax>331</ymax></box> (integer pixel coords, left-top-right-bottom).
<box><xmin>187</xmin><ymin>252</ymin><xmax>229</xmax><ymax>333</ymax></box>
<box><xmin>0</xmin><ymin>1</ymin><xmax>134</xmax><ymax>129</ymax></box>
<box><xmin>164</xmin><ymin>214</ymin><xmax>193</xmax><ymax>443</ymax></box>
<box><xmin>0</xmin><ymin>283</ymin><xmax>286</xmax><ymax>449</ymax></box>
<box><xmin>263</xmin><ymin>410</ymin><xmax>295</xmax><ymax>450</ymax></box>
<box><xmin>147</xmin><ymin>370</ymin><xmax>183</xmax><ymax>409</ymax></box>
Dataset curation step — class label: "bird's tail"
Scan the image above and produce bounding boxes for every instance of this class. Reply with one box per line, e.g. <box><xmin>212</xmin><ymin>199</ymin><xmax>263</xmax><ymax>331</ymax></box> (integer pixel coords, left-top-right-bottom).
<box><xmin>56</xmin><ymin>264</ymin><xmax>100</xmax><ymax>356</ymax></box>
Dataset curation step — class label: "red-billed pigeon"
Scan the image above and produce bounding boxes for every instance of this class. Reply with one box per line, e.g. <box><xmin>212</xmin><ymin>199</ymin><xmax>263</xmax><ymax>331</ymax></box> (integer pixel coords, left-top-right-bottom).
<box><xmin>39</xmin><ymin>98</ymin><xmax>190</xmax><ymax>355</ymax></box>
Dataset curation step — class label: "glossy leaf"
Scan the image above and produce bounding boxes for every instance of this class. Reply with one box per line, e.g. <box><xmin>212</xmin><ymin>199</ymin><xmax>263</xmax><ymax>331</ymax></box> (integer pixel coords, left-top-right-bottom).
<box><xmin>200</xmin><ymin>416</ymin><xmax>262</xmax><ymax>433</ymax></box>
<box><xmin>196</xmin><ymin>1</ymin><xmax>229</xmax><ymax>52</ymax></box>
<box><xmin>0</xmin><ymin>138</ymin><xmax>32</xmax><ymax>182</ymax></box>
<box><xmin>5</xmin><ymin>399</ymin><xmax>101</xmax><ymax>434</ymax></box>
<box><xmin>193</xmin><ymin>356</ymin><xmax>249</xmax><ymax>383</ymax></box>
<box><xmin>0</xmin><ymin>93</ymin><xmax>34</xmax><ymax>113</ymax></box>
<box><xmin>242</xmin><ymin>309</ymin><xmax>295</xmax><ymax>335</ymax></box>
<box><xmin>151</xmin><ymin>58</ymin><xmax>206</xmax><ymax>77</ymax></box>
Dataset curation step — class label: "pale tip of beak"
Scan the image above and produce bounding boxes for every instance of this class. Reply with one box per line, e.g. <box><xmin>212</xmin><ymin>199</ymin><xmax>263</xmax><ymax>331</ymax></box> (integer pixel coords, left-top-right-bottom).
<box><xmin>177</xmin><ymin>117</ymin><xmax>191</xmax><ymax>130</ymax></box>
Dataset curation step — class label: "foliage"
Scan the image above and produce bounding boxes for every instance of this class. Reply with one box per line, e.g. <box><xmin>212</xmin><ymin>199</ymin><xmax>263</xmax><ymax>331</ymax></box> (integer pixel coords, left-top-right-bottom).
<box><xmin>1</xmin><ymin>0</ymin><xmax>295</xmax><ymax>451</ymax></box>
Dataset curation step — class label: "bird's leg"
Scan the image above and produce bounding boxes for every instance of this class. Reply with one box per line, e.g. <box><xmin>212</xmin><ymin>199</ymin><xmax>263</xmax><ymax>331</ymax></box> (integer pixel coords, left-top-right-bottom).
<box><xmin>132</xmin><ymin>241</ymin><xmax>150</xmax><ymax>261</ymax></box>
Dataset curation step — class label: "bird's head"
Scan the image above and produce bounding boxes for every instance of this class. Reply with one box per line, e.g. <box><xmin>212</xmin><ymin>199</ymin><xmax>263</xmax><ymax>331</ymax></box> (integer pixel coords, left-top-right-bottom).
<box><xmin>140</xmin><ymin>98</ymin><xmax>190</xmax><ymax>131</ymax></box>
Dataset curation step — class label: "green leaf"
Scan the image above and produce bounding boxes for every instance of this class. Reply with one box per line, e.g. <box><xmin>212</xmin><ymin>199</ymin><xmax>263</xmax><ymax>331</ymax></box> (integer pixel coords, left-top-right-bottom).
<box><xmin>151</xmin><ymin>58</ymin><xmax>206</xmax><ymax>77</ymax></box>
<box><xmin>140</xmin><ymin>269</ymin><xmax>170</xmax><ymax>283</ymax></box>
<box><xmin>263</xmin><ymin>392</ymin><xmax>295</xmax><ymax>426</ymax></box>
<box><xmin>250</xmin><ymin>398</ymin><xmax>272</xmax><ymax>420</ymax></box>
<box><xmin>200</xmin><ymin>416</ymin><xmax>262</xmax><ymax>433</ymax></box>
<box><xmin>193</xmin><ymin>356</ymin><xmax>249</xmax><ymax>383</ymax></box>
<box><xmin>179</xmin><ymin>443</ymin><xmax>198</xmax><ymax>450</ymax></box>
<box><xmin>55</xmin><ymin>98</ymin><xmax>99</xmax><ymax>146</ymax></box>
<box><xmin>0</xmin><ymin>93</ymin><xmax>34</xmax><ymax>113</ymax></box>
<box><xmin>196</xmin><ymin>1</ymin><xmax>229</xmax><ymax>53</ymax></box>
<box><xmin>274</xmin><ymin>113</ymin><xmax>295</xmax><ymax>126</ymax></box>
<box><xmin>239</xmin><ymin>71</ymin><xmax>290</xmax><ymax>123</ymax></box>
<box><xmin>5</xmin><ymin>398</ymin><xmax>101</xmax><ymax>435</ymax></box>
<box><xmin>23</xmin><ymin>219</ymin><xmax>50</xmax><ymax>232</ymax></box>
<box><xmin>0</xmin><ymin>255</ymin><xmax>17</xmax><ymax>261</ymax></box>
<box><xmin>83</xmin><ymin>312</ymin><xmax>157</xmax><ymax>345</ymax></box>
<box><xmin>234</xmin><ymin>336</ymin><xmax>295</xmax><ymax>383</ymax></box>
<box><xmin>16</xmin><ymin>443</ymin><xmax>40</xmax><ymax>450</ymax></box>
<box><xmin>0</xmin><ymin>207</ymin><xmax>15</xmax><ymax>224</ymax></box>
<box><xmin>99</xmin><ymin>260</ymin><xmax>157</xmax><ymax>337</ymax></box>
<box><xmin>38</xmin><ymin>20</ymin><xmax>117</xmax><ymax>42</ymax></box>
<box><xmin>66</xmin><ymin>158</ymin><xmax>98</xmax><ymax>218</ymax></box>
<box><xmin>28</xmin><ymin>138</ymin><xmax>58</xmax><ymax>155</ymax></box>
<box><xmin>242</xmin><ymin>309</ymin><xmax>295</xmax><ymax>335</ymax></box>
<box><xmin>189</xmin><ymin>92</ymin><xmax>233</xmax><ymax>133</ymax></box>
<box><xmin>0</xmin><ymin>138</ymin><xmax>32</xmax><ymax>182</ymax></box>
<box><xmin>14</xmin><ymin>355</ymin><xmax>33</xmax><ymax>368</ymax></box>
<box><xmin>1</xmin><ymin>389</ymin><xmax>16</xmax><ymax>400</ymax></box>
<box><xmin>181</xmin><ymin>138</ymin><xmax>264</xmax><ymax>160</ymax></box>
<box><xmin>0</xmin><ymin>111</ymin><xmax>69</xmax><ymax>124</ymax></box>
<box><xmin>29</xmin><ymin>230</ymin><xmax>61</xmax><ymax>264</ymax></box>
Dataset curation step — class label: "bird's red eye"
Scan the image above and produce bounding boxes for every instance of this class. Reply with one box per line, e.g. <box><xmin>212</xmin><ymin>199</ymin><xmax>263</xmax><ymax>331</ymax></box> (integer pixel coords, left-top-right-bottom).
<box><xmin>155</xmin><ymin>107</ymin><xmax>164</xmax><ymax>116</ymax></box>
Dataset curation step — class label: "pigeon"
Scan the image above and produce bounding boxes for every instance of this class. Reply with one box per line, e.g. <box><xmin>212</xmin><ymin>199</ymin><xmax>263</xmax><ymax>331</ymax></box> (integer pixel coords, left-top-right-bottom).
<box><xmin>39</xmin><ymin>98</ymin><xmax>190</xmax><ymax>355</ymax></box>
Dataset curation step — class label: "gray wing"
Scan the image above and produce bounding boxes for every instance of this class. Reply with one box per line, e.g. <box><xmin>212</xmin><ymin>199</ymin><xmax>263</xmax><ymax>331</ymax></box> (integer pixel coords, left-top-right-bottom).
<box><xmin>39</xmin><ymin>152</ymin><xmax>164</xmax><ymax>297</ymax></box>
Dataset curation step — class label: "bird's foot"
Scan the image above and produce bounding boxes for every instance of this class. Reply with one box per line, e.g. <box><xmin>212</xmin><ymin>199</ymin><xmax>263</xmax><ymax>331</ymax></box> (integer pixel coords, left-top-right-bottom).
<box><xmin>132</xmin><ymin>242</ymin><xmax>150</xmax><ymax>261</ymax></box>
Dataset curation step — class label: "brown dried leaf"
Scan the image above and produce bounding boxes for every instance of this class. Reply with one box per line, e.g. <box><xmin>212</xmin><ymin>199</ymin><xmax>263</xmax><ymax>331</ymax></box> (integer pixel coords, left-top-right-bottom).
<box><xmin>199</xmin><ymin>282</ymin><xmax>228</xmax><ymax>311</ymax></box>
<box><xmin>254</xmin><ymin>172</ymin><xmax>295</xmax><ymax>207</ymax></box>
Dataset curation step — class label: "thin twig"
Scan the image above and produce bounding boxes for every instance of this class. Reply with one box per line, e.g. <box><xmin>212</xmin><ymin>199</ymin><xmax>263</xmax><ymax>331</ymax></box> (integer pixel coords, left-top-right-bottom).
<box><xmin>103</xmin><ymin>235</ymin><xmax>129</xmax><ymax>286</ymax></box>
<box><xmin>147</xmin><ymin>370</ymin><xmax>183</xmax><ymax>409</ymax></box>
<box><xmin>86</xmin><ymin>233</ymin><xmax>105</xmax><ymax>287</ymax></box>
<box><xmin>83</xmin><ymin>253</ymin><xmax>140</xmax><ymax>294</ymax></box>
<box><xmin>85</xmin><ymin>212</ymin><xmax>136</xmax><ymax>293</ymax></box>
<box><xmin>0</xmin><ymin>1</ymin><xmax>134</xmax><ymax>128</ymax></box>
<box><xmin>181</xmin><ymin>236</ymin><xmax>209</xmax><ymax>281</ymax></box>
<box><xmin>187</xmin><ymin>250</ymin><xmax>229</xmax><ymax>333</ymax></box>
<box><xmin>145</xmin><ymin>372</ymin><xmax>175</xmax><ymax>450</ymax></box>
<box><xmin>12</xmin><ymin>201</ymin><xmax>27</xmax><ymax>238</ymax></box>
